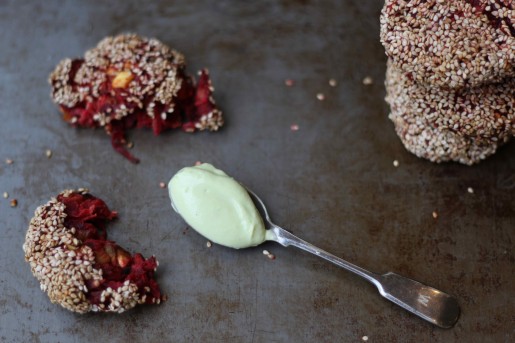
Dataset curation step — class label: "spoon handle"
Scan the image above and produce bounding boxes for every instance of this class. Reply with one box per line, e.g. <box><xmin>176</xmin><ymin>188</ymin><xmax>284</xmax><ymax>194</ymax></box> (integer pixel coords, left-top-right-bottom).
<box><xmin>268</xmin><ymin>226</ymin><xmax>460</xmax><ymax>328</ymax></box>
<box><xmin>269</xmin><ymin>226</ymin><xmax>379</xmax><ymax>283</ymax></box>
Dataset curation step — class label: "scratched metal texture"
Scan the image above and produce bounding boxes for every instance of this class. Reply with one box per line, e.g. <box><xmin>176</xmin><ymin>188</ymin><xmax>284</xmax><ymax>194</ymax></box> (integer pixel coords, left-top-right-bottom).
<box><xmin>0</xmin><ymin>1</ymin><xmax>513</xmax><ymax>342</ymax></box>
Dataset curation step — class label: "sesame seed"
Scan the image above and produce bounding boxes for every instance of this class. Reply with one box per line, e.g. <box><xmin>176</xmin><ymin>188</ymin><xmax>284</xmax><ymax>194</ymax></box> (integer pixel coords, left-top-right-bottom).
<box><xmin>362</xmin><ymin>76</ymin><xmax>373</xmax><ymax>85</ymax></box>
<box><xmin>467</xmin><ymin>187</ymin><xmax>474</xmax><ymax>194</ymax></box>
<box><xmin>159</xmin><ymin>182</ymin><xmax>166</xmax><ymax>189</ymax></box>
<box><xmin>5</xmin><ymin>158</ymin><xmax>13</xmax><ymax>165</ymax></box>
<box><xmin>263</xmin><ymin>250</ymin><xmax>275</xmax><ymax>260</ymax></box>
<box><xmin>432</xmin><ymin>211</ymin><xmax>438</xmax><ymax>219</ymax></box>
<box><xmin>362</xmin><ymin>336</ymin><xmax>369</xmax><ymax>341</ymax></box>
<box><xmin>45</xmin><ymin>149</ymin><xmax>52</xmax><ymax>158</ymax></box>
<box><xmin>329</xmin><ymin>79</ymin><xmax>337</xmax><ymax>87</ymax></box>
<box><xmin>195</xmin><ymin>161</ymin><xmax>202</xmax><ymax>166</ymax></box>
<box><xmin>206</xmin><ymin>241</ymin><xmax>212</xmax><ymax>248</ymax></box>
<box><xmin>393</xmin><ymin>160</ymin><xmax>399</xmax><ymax>167</ymax></box>
<box><xmin>316</xmin><ymin>93</ymin><xmax>325</xmax><ymax>101</ymax></box>
<box><xmin>284</xmin><ymin>79</ymin><xmax>294</xmax><ymax>87</ymax></box>
<box><xmin>127</xmin><ymin>142</ymin><xmax>134</xmax><ymax>149</ymax></box>
<box><xmin>290</xmin><ymin>124</ymin><xmax>299</xmax><ymax>131</ymax></box>
<box><xmin>3</xmin><ymin>192</ymin><xmax>8</xmax><ymax>199</ymax></box>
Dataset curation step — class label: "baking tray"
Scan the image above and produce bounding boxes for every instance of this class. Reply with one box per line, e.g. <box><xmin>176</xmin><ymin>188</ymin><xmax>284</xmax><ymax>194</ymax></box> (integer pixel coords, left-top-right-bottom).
<box><xmin>0</xmin><ymin>1</ymin><xmax>513</xmax><ymax>342</ymax></box>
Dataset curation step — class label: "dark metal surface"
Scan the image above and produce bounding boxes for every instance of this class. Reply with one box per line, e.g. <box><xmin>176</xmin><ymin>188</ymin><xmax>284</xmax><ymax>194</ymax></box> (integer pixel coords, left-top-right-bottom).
<box><xmin>0</xmin><ymin>1</ymin><xmax>513</xmax><ymax>342</ymax></box>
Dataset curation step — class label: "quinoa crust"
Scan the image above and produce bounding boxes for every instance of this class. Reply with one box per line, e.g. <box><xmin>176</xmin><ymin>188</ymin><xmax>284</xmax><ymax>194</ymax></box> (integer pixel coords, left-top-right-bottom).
<box><xmin>23</xmin><ymin>189</ymin><xmax>162</xmax><ymax>313</ymax></box>
<box><xmin>380</xmin><ymin>0</ymin><xmax>515</xmax><ymax>89</ymax></box>
<box><xmin>385</xmin><ymin>61</ymin><xmax>509</xmax><ymax>165</ymax></box>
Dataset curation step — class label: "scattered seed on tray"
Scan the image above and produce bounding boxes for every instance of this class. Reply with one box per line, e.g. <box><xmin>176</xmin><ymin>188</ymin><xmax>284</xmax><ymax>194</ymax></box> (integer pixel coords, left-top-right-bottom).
<box><xmin>263</xmin><ymin>250</ymin><xmax>275</xmax><ymax>260</ymax></box>
<box><xmin>362</xmin><ymin>76</ymin><xmax>373</xmax><ymax>85</ymax></box>
<box><xmin>159</xmin><ymin>182</ymin><xmax>166</xmax><ymax>189</ymax></box>
<box><xmin>432</xmin><ymin>211</ymin><xmax>438</xmax><ymax>219</ymax></box>
<box><xmin>290</xmin><ymin>124</ymin><xmax>299</xmax><ymax>131</ymax></box>
<box><xmin>195</xmin><ymin>161</ymin><xmax>202</xmax><ymax>166</ymax></box>
<box><xmin>284</xmin><ymin>79</ymin><xmax>294</xmax><ymax>87</ymax></box>
<box><xmin>45</xmin><ymin>149</ymin><xmax>52</xmax><ymax>158</ymax></box>
<box><xmin>393</xmin><ymin>160</ymin><xmax>399</xmax><ymax>167</ymax></box>
<box><xmin>3</xmin><ymin>192</ymin><xmax>8</xmax><ymax>199</ymax></box>
<box><xmin>362</xmin><ymin>336</ymin><xmax>369</xmax><ymax>342</ymax></box>
<box><xmin>329</xmin><ymin>79</ymin><xmax>337</xmax><ymax>87</ymax></box>
<box><xmin>316</xmin><ymin>93</ymin><xmax>325</xmax><ymax>101</ymax></box>
<box><xmin>467</xmin><ymin>187</ymin><xmax>474</xmax><ymax>194</ymax></box>
<box><xmin>127</xmin><ymin>142</ymin><xmax>134</xmax><ymax>149</ymax></box>
<box><xmin>10</xmin><ymin>199</ymin><xmax>17</xmax><ymax>207</ymax></box>
<box><xmin>5</xmin><ymin>158</ymin><xmax>13</xmax><ymax>165</ymax></box>
<box><xmin>206</xmin><ymin>241</ymin><xmax>212</xmax><ymax>248</ymax></box>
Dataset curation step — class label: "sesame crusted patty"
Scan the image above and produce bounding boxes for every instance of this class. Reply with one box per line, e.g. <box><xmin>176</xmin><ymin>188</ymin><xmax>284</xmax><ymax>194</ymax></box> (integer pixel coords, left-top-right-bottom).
<box><xmin>23</xmin><ymin>189</ymin><xmax>163</xmax><ymax>313</ymax></box>
<box><xmin>49</xmin><ymin>33</ymin><xmax>223</xmax><ymax>163</ymax></box>
<box><xmin>385</xmin><ymin>61</ymin><xmax>508</xmax><ymax>165</ymax></box>
<box><xmin>386</xmin><ymin>61</ymin><xmax>515</xmax><ymax>144</ymax></box>
<box><xmin>380</xmin><ymin>0</ymin><xmax>515</xmax><ymax>89</ymax></box>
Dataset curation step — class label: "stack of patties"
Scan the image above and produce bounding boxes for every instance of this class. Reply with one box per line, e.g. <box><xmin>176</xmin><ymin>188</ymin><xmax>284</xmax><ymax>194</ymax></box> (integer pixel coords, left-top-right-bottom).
<box><xmin>380</xmin><ymin>0</ymin><xmax>515</xmax><ymax>165</ymax></box>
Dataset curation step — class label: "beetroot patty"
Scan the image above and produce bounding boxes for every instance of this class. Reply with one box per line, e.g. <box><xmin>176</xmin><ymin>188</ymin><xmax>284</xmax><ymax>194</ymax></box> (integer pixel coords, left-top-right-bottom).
<box><xmin>385</xmin><ymin>61</ymin><xmax>506</xmax><ymax>165</ymax></box>
<box><xmin>385</xmin><ymin>61</ymin><xmax>515</xmax><ymax>145</ymax></box>
<box><xmin>23</xmin><ymin>189</ymin><xmax>163</xmax><ymax>313</ymax></box>
<box><xmin>49</xmin><ymin>33</ymin><xmax>223</xmax><ymax>163</ymax></box>
<box><xmin>380</xmin><ymin>0</ymin><xmax>515</xmax><ymax>89</ymax></box>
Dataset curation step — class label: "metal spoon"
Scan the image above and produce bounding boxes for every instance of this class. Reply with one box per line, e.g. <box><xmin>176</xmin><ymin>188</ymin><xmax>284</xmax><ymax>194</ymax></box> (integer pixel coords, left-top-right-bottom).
<box><xmin>245</xmin><ymin>187</ymin><xmax>460</xmax><ymax>329</ymax></box>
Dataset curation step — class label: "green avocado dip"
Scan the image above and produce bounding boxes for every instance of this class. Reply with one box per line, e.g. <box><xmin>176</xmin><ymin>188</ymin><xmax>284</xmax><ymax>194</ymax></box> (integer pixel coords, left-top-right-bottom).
<box><xmin>168</xmin><ymin>163</ymin><xmax>270</xmax><ymax>249</ymax></box>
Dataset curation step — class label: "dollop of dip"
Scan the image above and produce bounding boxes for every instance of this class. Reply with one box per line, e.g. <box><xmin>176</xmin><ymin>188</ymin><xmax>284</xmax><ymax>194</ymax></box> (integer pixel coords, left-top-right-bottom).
<box><xmin>168</xmin><ymin>163</ymin><xmax>267</xmax><ymax>249</ymax></box>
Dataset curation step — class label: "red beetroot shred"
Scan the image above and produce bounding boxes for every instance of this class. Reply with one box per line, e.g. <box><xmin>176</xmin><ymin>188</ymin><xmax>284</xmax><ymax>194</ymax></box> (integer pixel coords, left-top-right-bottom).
<box><xmin>49</xmin><ymin>34</ymin><xmax>223</xmax><ymax>163</ymax></box>
<box><xmin>56</xmin><ymin>191</ymin><xmax>162</xmax><ymax>308</ymax></box>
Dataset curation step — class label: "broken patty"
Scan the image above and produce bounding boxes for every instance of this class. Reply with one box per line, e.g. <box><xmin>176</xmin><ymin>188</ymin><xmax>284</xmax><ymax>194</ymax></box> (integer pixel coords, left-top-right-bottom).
<box><xmin>380</xmin><ymin>0</ymin><xmax>515</xmax><ymax>89</ymax></box>
<box><xmin>49</xmin><ymin>33</ymin><xmax>223</xmax><ymax>163</ymax></box>
<box><xmin>23</xmin><ymin>189</ymin><xmax>163</xmax><ymax>313</ymax></box>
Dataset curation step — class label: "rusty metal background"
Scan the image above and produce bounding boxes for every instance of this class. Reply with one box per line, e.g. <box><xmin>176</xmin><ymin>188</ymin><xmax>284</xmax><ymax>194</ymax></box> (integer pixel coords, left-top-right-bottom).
<box><xmin>0</xmin><ymin>1</ymin><xmax>513</xmax><ymax>342</ymax></box>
